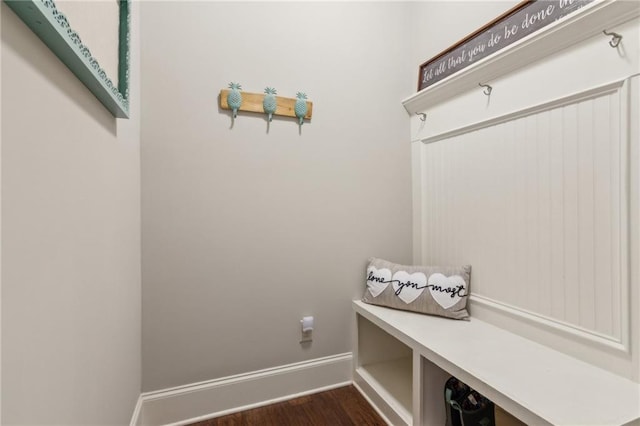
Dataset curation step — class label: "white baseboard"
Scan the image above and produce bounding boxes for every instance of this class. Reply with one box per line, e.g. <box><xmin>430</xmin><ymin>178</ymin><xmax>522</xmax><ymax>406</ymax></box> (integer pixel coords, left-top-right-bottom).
<box><xmin>130</xmin><ymin>395</ymin><xmax>143</xmax><ymax>426</ymax></box>
<box><xmin>132</xmin><ymin>353</ymin><xmax>353</xmax><ymax>426</ymax></box>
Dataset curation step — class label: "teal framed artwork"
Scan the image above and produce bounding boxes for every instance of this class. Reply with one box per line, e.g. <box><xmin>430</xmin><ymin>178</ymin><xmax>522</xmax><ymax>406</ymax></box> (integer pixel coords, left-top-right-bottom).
<box><xmin>4</xmin><ymin>0</ymin><xmax>130</xmax><ymax>118</ymax></box>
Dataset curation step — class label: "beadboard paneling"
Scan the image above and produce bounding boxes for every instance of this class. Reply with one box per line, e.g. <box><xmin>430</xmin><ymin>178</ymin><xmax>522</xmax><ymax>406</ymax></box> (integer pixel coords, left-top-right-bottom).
<box><xmin>418</xmin><ymin>80</ymin><xmax>629</xmax><ymax>352</ymax></box>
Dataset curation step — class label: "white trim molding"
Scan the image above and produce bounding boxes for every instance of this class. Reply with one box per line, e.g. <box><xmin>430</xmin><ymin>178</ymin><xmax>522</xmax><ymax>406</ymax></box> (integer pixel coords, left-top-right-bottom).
<box><xmin>132</xmin><ymin>353</ymin><xmax>353</xmax><ymax>426</ymax></box>
<box><xmin>418</xmin><ymin>79</ymin><xmax>627</xmax><ymax>146</ymax></box>
<box><xmin>470</xmin><ymin>294</ymin><xmax>628</xmax><ymax>354</ymax></box>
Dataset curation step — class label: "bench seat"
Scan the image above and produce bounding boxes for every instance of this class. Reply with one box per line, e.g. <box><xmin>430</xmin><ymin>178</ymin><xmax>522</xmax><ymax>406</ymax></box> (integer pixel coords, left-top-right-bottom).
<box><xmin>353</xmin><ymin>300</ymin><xmax>640</xmax><ymax>425</ymax></box>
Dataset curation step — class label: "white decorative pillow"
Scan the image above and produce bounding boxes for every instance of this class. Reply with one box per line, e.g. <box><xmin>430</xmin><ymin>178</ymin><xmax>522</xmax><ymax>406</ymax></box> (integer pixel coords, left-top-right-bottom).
<box><xmin>362</xmin><ymin>257</ymin><xmax>471</xmax><ymax>320</ymax></box>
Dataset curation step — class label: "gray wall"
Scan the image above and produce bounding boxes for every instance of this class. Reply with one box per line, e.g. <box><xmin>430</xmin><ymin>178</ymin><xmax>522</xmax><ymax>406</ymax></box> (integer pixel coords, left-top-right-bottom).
<box><xmin>1</xmin><ymin>2</ymin><xmax>141</xmax><ymax>424</ymax></box>
<box><xmin>141</xmin><ymin>1</ymin><xmax>414</xmax><ymax>391</ymax></box>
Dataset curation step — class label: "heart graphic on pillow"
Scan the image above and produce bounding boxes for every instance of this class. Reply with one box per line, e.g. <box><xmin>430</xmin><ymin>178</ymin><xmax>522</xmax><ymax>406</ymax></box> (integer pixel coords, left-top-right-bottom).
<box><xmin>391</xmin><ymin>271</ymin><xmax>427</xmax><ymax>304</ymax></box>
<box><xmin>366</xmin><ymin>266</ymin><xmax>392</xmax><ymax>297</ymax></box>
<box><xmin>427</xmin><ymin>273</ymin><xmax>467</xmax><ymax>310</ymax></box>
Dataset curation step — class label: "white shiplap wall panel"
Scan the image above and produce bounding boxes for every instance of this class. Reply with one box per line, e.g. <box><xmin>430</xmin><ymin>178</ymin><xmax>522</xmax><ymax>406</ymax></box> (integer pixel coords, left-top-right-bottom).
<box><xmin>419</xmin><ymin>82</ymin><xmax>628</xmax><ymax>351</ymax></box>
<box><xmin>562</xmin><ymin>102</ymin><xmax>581</xmax><ymax>327</ymax></box>
<box><xmin>549</xmin><ymin>107</ymin><xmax>565</xmax><ymax>322</ymax></box>
<box><xmin>577</xmin><ymin>99</ymin><xmax>596</xmax><ymax>332</ymax></box>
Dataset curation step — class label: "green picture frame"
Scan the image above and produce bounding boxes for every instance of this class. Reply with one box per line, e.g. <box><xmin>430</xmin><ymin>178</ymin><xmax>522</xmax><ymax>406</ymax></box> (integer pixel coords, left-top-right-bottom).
<box><xmin>4</xmin><ymin>0</ymin><xmax>130</xmax><ymax>118</ymax></box>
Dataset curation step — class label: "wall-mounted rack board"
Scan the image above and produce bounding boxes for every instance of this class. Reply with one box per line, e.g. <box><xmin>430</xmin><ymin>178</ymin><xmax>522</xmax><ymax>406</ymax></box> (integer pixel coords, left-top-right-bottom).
<box><xmin>219</xmin><ymin>90</ymin><xmax>313</xmax><ymax>120</ymax></box>
<box><xmin>401</xmin><ymin>0</ymin><xmax>640</xmax><ymax>114</ymax></box>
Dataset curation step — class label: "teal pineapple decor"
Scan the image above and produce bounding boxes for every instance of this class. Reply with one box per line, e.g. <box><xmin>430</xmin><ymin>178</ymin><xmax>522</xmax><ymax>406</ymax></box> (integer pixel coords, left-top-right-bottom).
<box><xmin>294</xmin><ymin>92</ymin><xmax>308</xmax><ymax>125</ymax></box>
<box><xmin>227</xmin><ymin>82</ymin><xmax>243</xmax><ymax>118</ymax></box>
<box><xmin>263</xmin><ymin>87</ymin><xmax>277</xmax><ymax>122</ymax></box>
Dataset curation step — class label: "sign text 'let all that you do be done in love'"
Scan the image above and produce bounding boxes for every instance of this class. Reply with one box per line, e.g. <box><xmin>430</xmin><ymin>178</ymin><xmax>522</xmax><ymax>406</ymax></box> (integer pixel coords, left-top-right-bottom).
<box><xmin>418</xmin><ymin>0</ymin><xmax>594</xmax><ymax>91</ymax></box>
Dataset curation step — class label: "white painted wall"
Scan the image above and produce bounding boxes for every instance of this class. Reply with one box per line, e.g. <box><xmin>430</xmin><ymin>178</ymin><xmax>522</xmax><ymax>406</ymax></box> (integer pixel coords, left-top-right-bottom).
<box><xmin>0</xmin><ymin>1</ymin><xmax>141</xmax><ymax>424</ymax></box>
<box><xmin>140</xmin><ymin>1</ymin><xmax>414</xmax><ymax>392</ymax></box>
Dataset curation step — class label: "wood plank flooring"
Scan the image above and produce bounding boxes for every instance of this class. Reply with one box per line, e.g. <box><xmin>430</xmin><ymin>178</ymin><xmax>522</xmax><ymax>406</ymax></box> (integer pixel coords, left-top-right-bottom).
<box><xmin>188</xmin><ymin>385</ymin><xmax>387</xmax><ymax>426</ymax></box>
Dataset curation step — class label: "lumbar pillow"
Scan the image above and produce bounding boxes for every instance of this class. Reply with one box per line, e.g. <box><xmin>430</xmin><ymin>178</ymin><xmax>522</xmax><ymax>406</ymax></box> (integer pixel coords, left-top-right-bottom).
<box><xmin>362</xmin><ymin>257</ymin><xmax>471</xmax><ymax>320</ymax></box>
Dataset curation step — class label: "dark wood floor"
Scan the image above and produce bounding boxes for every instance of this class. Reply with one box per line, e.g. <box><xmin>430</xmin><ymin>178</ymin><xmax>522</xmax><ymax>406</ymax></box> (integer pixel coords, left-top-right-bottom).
<box><xmin>188</xmin><ymin>385</ymin><xmax>387</xmax><ymax>426</ymax></box>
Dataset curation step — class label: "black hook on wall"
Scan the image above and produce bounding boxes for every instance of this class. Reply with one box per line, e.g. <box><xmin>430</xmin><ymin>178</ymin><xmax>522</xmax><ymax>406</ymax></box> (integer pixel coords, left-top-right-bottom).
<box><xmin>602</xmin><ymin>29</ymin><xmax>623</xmax><ymax>48</ymax></box>
<box><xmin>479</xmin><ymin>83</ymin><xmax>492</xmax><ymax>96</ymax></box>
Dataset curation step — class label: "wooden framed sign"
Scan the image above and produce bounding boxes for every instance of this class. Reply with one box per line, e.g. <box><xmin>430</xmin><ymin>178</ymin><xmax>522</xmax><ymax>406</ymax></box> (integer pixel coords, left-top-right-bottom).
<box><xmin>418</xmin><ymin>0</ymin><xmax>594</xmax><ymax>92</ymax></box>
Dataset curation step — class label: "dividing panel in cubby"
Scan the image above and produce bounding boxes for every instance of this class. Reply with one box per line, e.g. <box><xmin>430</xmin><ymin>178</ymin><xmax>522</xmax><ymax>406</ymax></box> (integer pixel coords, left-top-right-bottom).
<box><xmin>420</xmin><ymin>356</ymin><xmax>457</xmax><ymax>426</ymax></box>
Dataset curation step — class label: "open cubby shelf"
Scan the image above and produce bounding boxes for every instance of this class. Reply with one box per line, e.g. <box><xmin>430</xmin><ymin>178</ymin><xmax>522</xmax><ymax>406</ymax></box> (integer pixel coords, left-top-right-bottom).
<box><xmin>353</xmin><ymin>300</ymin><xmax>640</xmax><ymax>426</ymax></box>
<box><xmin>357</xmin><ymin>358</ymin><xmax>413</xmax><ymax>424</ymax></box>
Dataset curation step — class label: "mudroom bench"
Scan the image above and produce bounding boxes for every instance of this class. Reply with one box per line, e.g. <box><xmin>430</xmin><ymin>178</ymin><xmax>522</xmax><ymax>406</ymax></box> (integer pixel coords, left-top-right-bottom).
<box><xmin>353</xmin><ymin>300</ymin><xmax>640</xmax><ymax>426</ymax></box>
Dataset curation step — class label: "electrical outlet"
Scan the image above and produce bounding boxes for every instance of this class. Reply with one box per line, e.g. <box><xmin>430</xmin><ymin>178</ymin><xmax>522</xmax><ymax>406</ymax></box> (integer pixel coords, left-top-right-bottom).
<box><xmin>300</xmin><ymin>330</ymin><xmax>312</xmax><ymax>343</ymax></box>
<box><xmin>300</xmin><ymin>316</ymin><xmax>313</xmax><ymax>343</ymax></box>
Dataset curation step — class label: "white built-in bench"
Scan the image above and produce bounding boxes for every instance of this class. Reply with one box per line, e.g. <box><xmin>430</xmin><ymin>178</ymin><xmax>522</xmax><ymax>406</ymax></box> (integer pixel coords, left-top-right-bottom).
<box><xmin>353</xmin><ymin>300</ymin><xmax>640</xmax><ymax>426</ymax></box>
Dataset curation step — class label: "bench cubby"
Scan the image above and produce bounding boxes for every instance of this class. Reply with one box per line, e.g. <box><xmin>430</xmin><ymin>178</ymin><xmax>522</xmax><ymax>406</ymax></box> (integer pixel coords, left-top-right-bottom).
<box><xmin>353</xmin><ymin>300</ymin><xmax>640</xmax><ymax>426</ymax></box>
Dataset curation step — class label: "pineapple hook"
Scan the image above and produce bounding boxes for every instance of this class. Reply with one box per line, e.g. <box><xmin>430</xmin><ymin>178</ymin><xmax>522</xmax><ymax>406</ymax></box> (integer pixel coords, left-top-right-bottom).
<box><xmin>227</xmin><ymin>82</ymin><xmax>243</xmax><ymax>119</ymax></box>
<box><xmin>294</xmin><ymin>92</ymin><xmax>308</xmax><ymax>126</ymax></box>
<box><xmin>263</xmin><ymin>87</ymin><xmax>277</xmax><ymax>122</ymax></box>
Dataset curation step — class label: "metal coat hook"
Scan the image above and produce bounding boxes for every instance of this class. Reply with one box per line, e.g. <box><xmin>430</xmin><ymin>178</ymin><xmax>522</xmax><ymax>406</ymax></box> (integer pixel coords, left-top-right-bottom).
<box><xmin>603</xmin><ymin>30</ymin><xmax>622</xmax><ymax>48</ymax></box>
<box><xmin>479</xmin><ymin>83</ymin><xmax>492</xmax><ymax>96</ymax></box>
<box><xmin>416</xmin><ymin>112</ymin><xmax>426</xmax><ymax>122</ymax></box>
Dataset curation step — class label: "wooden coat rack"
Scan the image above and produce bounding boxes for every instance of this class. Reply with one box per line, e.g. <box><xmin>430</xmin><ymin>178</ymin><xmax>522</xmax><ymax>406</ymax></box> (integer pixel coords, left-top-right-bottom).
<box><xmin>219</xmin><ymin>89</ymin><xmax>313</xmax><ymax>121</ymax></box>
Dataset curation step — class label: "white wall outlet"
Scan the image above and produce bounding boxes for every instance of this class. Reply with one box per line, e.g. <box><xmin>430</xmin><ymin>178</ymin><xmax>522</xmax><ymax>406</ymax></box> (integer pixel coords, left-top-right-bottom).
<box><xmin>300</xmin><ymin>316</ymin><xmax>313</xmax><ymax>343</ymax></box>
